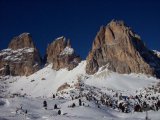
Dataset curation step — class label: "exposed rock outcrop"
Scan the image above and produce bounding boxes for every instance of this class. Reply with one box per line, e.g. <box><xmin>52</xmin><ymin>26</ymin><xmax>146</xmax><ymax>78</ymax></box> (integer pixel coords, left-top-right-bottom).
<box><xmin>46</xmin><ymin>36</ymin><xmax>81</xmax><ymax>70</ymax></box>
<box><xmin>0</xmin><ymin>33</ymin><xmax>42</xmax><ymax>76</ymax></box>
<box><xmin>86</xmin><ymin>20</ymin><xmax>160</xmax><ymax>77</ymax></box>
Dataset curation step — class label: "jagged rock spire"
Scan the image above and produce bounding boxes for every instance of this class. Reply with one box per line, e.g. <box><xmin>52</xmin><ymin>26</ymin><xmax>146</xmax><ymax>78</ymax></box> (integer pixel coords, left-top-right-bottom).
<box><xmin>86</xmin><ymin>20</ymin><xmax>160</xmax><ymax>78</ymax></box>
<box><xmin>46</xmin><ymin>36</ymin><xmax>81</xmax><ymax>70</ymax></box>
<box><xmin>0</xmin><ymin>33</ymin><xmax>42</xmax><ymax>76</ymax></box>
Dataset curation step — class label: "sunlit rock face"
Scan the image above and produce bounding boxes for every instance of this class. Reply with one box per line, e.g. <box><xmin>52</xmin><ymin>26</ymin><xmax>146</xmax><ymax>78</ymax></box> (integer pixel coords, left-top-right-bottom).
<box><xmin>46</xmin><ymin>36</ymin><xmax>81</xmax><ymax>70</ymax></box>
<box><xmin>86</xmin><ymin>20</ymin><xmax>160</xmax><ymax>78</ymax></box>
<box><xmin>0</xmin><ymin>33</ymin><xmax>42</xmax><ymax>76</ymax></box>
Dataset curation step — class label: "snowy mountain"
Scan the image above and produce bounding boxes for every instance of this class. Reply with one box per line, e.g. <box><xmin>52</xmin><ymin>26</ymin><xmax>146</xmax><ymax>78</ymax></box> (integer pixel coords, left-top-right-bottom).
<box><xmin>0</xmin><ymin>60</ymin><xmax>160</xmax><ymax>120</ymax></box>
<box><xmin>7</xmin><ymin>61</ymin><xmax>158</xmax><ymax>97</ymax></box>
<box><xmin>0</xmin><ymin>20</ymin><xmax>160</xmax><ymax>120</ymax></box>
<box><xmin>86</xmin><ymin>20</ymin><xmax>160</xmax><ymax>78</ymax></box>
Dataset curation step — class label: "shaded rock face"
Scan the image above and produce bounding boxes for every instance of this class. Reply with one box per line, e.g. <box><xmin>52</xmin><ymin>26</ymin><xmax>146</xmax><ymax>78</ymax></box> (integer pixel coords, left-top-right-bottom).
<box><xmin>0</xmin><ymin>33</ymin><xmax>42</xmax><ymax>76</ymax></box>
<box><xmin>86</xmin><ymin>20</ymin><xmax>160</xmax><ymax>77</ymax></box>
<box><xmin>46</xmin><ymin>36</ymin><xmax>81</xmax><ymax>70</ymax></box>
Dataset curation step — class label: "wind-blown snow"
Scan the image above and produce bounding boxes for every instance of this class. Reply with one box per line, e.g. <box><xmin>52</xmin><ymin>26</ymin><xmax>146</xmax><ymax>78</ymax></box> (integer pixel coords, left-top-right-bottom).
<box><xmin>18</xmin><ymin>32</ymin><xmax>30</xmax><ymax>38</ymax></box>
<box><xmin>55</xmin><ymin>36</ymin><xmax>65</xmax><ymax>40</ymax></box>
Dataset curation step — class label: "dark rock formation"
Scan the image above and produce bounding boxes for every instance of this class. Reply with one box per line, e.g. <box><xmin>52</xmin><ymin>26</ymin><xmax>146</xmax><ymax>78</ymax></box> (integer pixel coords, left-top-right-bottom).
<box><xmin>86</xmin><ymin>20</ymin><xmax>160</xmax><ymax>77</ymax></box>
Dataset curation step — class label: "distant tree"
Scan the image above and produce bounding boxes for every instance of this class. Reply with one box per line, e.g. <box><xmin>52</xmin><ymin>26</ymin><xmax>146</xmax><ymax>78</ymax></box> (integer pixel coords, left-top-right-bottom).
<box><xmin>118</xmin><ymin>103</ymin><xmax>125</xmax><ymax>112</ymax></box>
<box><xmin>54</xmin><ymin>104</ymin><xmax>58</xmax><ymax>109</ymax></box>
<box><xmin>79</xmin><ymin>99</ymin><xmax>82</xmax><ymax>106</ymax></box>
<box><xmin>151</xmin><ymin>96</ymin><xmax>155</xmax><ymax>100</ymax></box>
<box><xmin>155</xmin><ymin>103</ymin><xmax>158</xmax><ymax>111</ymax></box>
<box><xmin>72</xmin><ymin>103</ymin><xmax>76</xmax><ymax>108</ymax></box>
<box><xmin>100</xmin><ymin>97</ymin><xmax>105</xmax><ymax>104</ymax></box>
<box><xmin>53</xmin><ymin>94</ymin><xmax>55</xmax><ymax>98</ymax></box>
<box><xmin>58</xmin><ymin>110</ymin><xmax>61</xmax><ymax>115</ymax></box>
<box><xmin>157</xmin><ymin>100</ymin><xmax>160</xmax><ymax>108</ymax></box>
<box><xmin>25</xmin><ymin>110</ymin><xmax>27</xmax><ymax>114</ymax></box>
<box><xmin>158</xmin><ymin>88</ymin><xmax>160</xmax><ymax>93</ymax></box>
<box><xmin>43</xmin><ymin>100</ymin><xmax>47</xmax><ymax>109</ymax></box>
<box><xmin>86</xmin><ymin>96</ymin><xmax>89</xmax><ymax>101</ymax></box>
<box><xmin>143</xmin><ymin>101</ymin><xmax>147</xmax><ymax>108</ymax></box>
<box><xmin>148</xmin><ymin>97</ymin><xmax>151</xmax><ymax>100</ymax></box>
<box><xmin>98</xmin><ymin>105</ymin><xmax>100</xmax><ymax>108</ymax></box>
<box><xmin>83</xmin><ymin>103</ymin><xmax>85</xmax><ymax>106</ymax></box>
<box><xmin>72</xmin><ymin>97</ymin><xmax>74</xmax><ymax>100</ymax></box>
<box><xmin>121</xmin><ymin>106</ymin><xmax>125</xmax><ymax>112</ymax></box>
<box><xmin>115</xmin><ymin>92</ymin><xmax>118</xmax><ymax>97</ymax></box>
<box><xmin>135</xmin><ymin>95</ymin><xmax>139</xmax><ymax>99</ymax></box>
<box><xmin>134</xmin><ymin>104</ymin><xmax>142</xmax><ymax>112</ymax></box>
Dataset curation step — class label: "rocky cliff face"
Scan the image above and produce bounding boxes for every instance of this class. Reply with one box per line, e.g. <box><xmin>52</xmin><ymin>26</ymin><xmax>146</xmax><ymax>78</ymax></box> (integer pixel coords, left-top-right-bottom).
<box><xmin>0</xmin><ymin>33</ymin><xmax>42</xmax><ymax>76</ymax></box>
<box><xmin>46</xmin><ymin>36</ymin><xmax>81</xmax><ymax>70</ymax></box>
<box><xmin>86</xmin><ymin>20</ymin><xmax>160</xmax><ymax>77</ymax></box>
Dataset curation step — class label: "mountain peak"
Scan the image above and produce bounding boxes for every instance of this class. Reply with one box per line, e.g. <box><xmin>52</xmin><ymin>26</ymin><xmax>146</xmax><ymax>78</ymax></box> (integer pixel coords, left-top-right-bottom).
<box><xmin>108</xmin><ymin>19</ymin><xmax>125</xmax><ymax>26</ymax></box>
<box><xmin>8</xmin><ymin>32</ymin><xmax>35</xmax><ymax>50</ymax></box>
<box><xmin>19</xmin><ymin>32</ymin><xmax>30</xmax><ymax>37</ymax></box>
<box><xmin>0</xmin><ymin>33</ymin><xmax>42</xmax><ymax>76</ymax></box>
<box><xmin>86</xmin><ymin>20</ymin><xmax>160</xmax><ymax>78</ymax></box>
<box><xmin>46</xmin><ymin>36</ymin><xmax>81</xmax><ymax>70</ymax></box>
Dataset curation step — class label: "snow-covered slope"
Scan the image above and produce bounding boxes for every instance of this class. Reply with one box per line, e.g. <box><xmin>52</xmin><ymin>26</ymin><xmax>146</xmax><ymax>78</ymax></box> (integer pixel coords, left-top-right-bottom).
<box><xmin>9</xmin><ymin>61</ymin><xmax>86</xmax><ymax>97</ymax></box>
<box><xmin>8</xmin><ymin>61</ymin><xmax>158</xmax><ymax>97</ymax></box>
<box><xmin>1</xmin><ymin>61</ymin><xmax>160</xmax><ymax>120</ymax></box>
<box><xmin>86</xmin><ymin>69</ymin><xmax>158</xmax><ymax>94</ymax></box>
<box><xmin>0</xmin><ymin>96</ymin><xmax>160</xmax><ymax>120</ymax></box>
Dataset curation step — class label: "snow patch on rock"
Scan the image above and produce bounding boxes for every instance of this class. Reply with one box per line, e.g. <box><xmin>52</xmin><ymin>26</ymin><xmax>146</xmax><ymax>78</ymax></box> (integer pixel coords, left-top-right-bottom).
<box><xmin>60</xmin><ymin>47</ymin><xmax>74</xmax><ymax>55</ymax></box>
<box><xmin>0</xmin><ymin>48</ymin><xmax>34</xmax><ymax>62</ymax></box>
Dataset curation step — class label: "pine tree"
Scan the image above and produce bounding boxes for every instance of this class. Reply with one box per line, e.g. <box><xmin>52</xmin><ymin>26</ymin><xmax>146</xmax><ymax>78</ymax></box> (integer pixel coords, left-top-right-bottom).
<box><xmin>53</xmin><ymin>94</ymin><xmax>55</xmax><ymax>98</ymax></box>
<box><xmin>54</xmin><ymin>104</ymin><xmax>57</xmax><ymax>109</ymax></box>
<box><xmin>58</xmin><ymin>110</ymin><xmax>61</xmax><ymax>115</ymax></box>
<box><xmin>72</xmin><ymin>103</ymin><xmax>76</xmax><ymax>108</ymax></box>
<box><xmin>79</xmin><ymin>99</ymin><xmax>82</xmax><ymax>106</ymax></box>
<box><xmin>43</xmin><ymin>100</ymin><xmax>47</xmax><ymax>109</ymax></box>
<box><xmin>25</xmin><ymin>110</ymin><xmax>27</xmax><ymax>114</ymax></box>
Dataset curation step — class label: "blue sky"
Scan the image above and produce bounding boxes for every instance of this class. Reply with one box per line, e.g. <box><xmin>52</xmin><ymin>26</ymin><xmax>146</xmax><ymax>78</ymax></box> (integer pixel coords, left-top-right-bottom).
<box><xmin>0</xmin><ymin>0</ymin><xmax>160</xmax><ymax>59</ymax></box>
